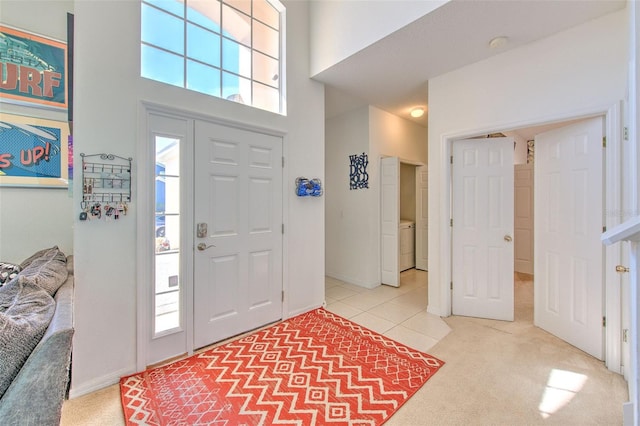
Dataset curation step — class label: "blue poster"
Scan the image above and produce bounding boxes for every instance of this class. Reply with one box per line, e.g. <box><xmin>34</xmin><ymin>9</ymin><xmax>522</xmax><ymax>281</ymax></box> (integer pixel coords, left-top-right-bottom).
<box><xmin>0</xmin><ymin>25</ymin><xmax>67</xmax><ymax>109</ymax></box>
<box><xmin>0</xmin><ymin>120</ymin><xmax>62</xmax><ymax>178</ymax></box>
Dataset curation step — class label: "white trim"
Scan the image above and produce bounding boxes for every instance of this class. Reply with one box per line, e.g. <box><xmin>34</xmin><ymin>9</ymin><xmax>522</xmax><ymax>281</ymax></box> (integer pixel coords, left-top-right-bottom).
<box><xmin>136</xmin><ymin>102</ymin><xmax>152</xmax><ymax>372</ymax></box>
<box><xmin>605</xmin><ymin>102</ymin><xmax>624</xmax><ymax>372</ymax></box>
<box><xmin>281</xmin><ymin>133</ymin><xmax>290</xmax><ymax>318</ymax></box>
<box><xmin>68</xmin><ymin>366</ymin><xmax>133</xmax><ymax>399</ymax></box>
<box><xmin>325</xmin><ymin>272</ymin><xmax>379</xmax><ymax>289</ymax></box>
<box><xmin>436</xmin><ymin>102</ymin><xmax>623</xmax><ymax>373</ymax></box>
<box><xmin>184</xmin><ymin>119</ymin><xmax>195</xmax><ymax>357</ymax></box>
<box><xmin>140</xmin><ymin>100</ymin><xmax>287</xmax><ymax>138</ymax></box>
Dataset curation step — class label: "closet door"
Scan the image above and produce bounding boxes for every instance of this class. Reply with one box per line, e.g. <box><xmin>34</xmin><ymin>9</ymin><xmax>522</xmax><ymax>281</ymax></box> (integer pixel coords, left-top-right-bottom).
<box><xmin>415</xmin><ymin>166</ymin><xmax>428</xmax><ymax>270</ymax></box>
<box><xmin>380</xmin><ymin>156</ymin><xmax>400</xmax><ymax>287</ymax></box>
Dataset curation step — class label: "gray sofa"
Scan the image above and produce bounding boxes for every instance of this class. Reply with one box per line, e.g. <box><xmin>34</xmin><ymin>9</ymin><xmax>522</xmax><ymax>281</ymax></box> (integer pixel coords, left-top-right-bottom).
<box><xmin>0</xmin><ymin>248</ymin><xmax>74</xmax><ymax>426</ymax></box>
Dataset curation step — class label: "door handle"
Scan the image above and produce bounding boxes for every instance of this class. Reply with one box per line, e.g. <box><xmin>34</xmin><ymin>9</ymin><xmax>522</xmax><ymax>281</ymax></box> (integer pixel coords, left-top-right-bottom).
<box><xmin>504</xmin><ymin>235</ymin><xmax>513</xmax><ymax>242</ymax></box>
<box><xmin>616</xmin><ymin>265</ymin><xmax>630</xmax><ymax>273</ymax></box>
<box><xmin>197</xmin><ymin>243</ymin><xmax>215</xmax><ymax>251</ymax></box>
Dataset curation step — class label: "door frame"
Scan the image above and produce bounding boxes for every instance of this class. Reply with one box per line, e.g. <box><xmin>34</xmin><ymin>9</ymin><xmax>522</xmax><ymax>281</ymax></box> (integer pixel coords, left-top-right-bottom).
<box><xmin>136</xmin><ymin>101</ymin><xmax>288</xmax><ymax>372</ymax></box>
<box><xmin>436</xmin><ymin>102</ymin><xmax>624</xmax><ymax>373</ymax></box>
<box><xmin>379</xmin><ymin>156</ymin><xmax>426</xmax><ymax>286</ymax></box>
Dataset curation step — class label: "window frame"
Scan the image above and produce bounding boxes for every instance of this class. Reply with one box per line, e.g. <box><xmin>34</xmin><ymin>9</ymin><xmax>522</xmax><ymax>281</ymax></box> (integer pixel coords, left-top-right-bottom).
<box><xmin>140</xmin><ymin>0</ymin><xmax>285</xmax><ymax>115</ymax></box>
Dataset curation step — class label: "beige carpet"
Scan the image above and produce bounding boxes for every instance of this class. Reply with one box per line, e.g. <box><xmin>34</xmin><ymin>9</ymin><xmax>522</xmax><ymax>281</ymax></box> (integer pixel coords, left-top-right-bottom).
<box><xmin>61</xmin><ymin>275</ymin><xmax>628</xmax><ymax>425</ymax></box>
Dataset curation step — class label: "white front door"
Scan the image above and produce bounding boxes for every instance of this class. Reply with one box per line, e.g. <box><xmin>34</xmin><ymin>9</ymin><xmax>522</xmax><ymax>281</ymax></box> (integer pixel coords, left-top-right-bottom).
<box><xmin>452</xmin><ymin>138</ymin><xmax>515</xmax><ymax>321</ymax></box>
<box><xmin>193</xmin><ymin>121</ymin><xmax>283</xmax><ymax>349</ymax></box>
<box><xmin>380</xmin><ymin>156</ymin><xmax>400</xmax><ymax>287</ymax></box>
<box><xmin>415</xmin><ymin>166</ymin><xmax>428</xmax><ymax>271</ymax></box>
<box><xmin>534</xmin><ymin>117</ymin><xmax>604</xmax><ymax>360</ymax></box>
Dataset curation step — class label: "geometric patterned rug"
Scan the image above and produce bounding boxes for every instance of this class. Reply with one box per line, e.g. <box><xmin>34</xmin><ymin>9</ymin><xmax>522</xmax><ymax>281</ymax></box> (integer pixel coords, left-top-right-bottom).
<box><xmin>120</xmin><ymin>308</ymin><xmax>444</xmax><ymax>425</ymax></box>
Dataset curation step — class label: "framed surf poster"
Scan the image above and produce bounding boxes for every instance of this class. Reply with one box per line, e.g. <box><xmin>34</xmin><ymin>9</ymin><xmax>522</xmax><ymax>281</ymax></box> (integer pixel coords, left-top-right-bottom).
<box><xmin>0</xmin><ymin>113</ymin><xmax>70</xmax><ymax>188</ymax></box>
<box><xmin>0</xmin><ymin>25</ymin><xmax>68</xmax><ymax>110</ymax></box>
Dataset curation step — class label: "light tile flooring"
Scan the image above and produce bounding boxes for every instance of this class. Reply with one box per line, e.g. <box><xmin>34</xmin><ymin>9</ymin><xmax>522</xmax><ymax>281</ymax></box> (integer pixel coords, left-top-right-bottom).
<box><xmin>324</xmin><ymin>268</ymin><xmax>450</xmax><ymax>353</ymax></box>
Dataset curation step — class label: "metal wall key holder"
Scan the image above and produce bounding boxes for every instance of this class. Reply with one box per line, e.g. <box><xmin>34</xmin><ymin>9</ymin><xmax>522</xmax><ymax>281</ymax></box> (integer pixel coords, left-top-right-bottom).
<box><xmin>79</xmin><ymin>153</ymin><xmax>133</xmax><ymax>222</ymax></box>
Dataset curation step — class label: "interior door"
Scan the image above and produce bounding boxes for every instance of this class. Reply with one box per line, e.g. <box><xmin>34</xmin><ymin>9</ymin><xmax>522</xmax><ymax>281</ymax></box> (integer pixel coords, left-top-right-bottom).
<box><xmin>415</xmin><ymin>166</ymin><xmax>428</xmax><ymax>271</ymax></box>
<box><xmin>514</xmin><ymin>163</ymin><xmax>534</xmax><ymax>274</ymax></box>
<box><xmin>534</xmin><ymin>117</ymin><xmax>603</xmax><ymax>360</ymax></box>
<box><xmin>381</xmin><ymin>156</ymin><xmax>400</xmax><ymax>287</ymax></box>
<box><xmin>193</xmin><ymin>121</ymin><xmax>283</xmax><ymax>349</ymax></box>
<box><xmin>452</xmin><ymin>137</ymin><xmax>515</xmax><ymax>321</ymax></box>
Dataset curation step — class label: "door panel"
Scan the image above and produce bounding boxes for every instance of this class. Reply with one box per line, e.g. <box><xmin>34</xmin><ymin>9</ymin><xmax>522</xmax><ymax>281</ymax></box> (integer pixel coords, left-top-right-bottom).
<box><xmin>416</xmin><ymin>166</ymin><xmax>428</xmax><ymax>271</ymax></box>
<box><xmin>194</xmin><ymin>121</ymin><xmax>282</xmax><ymax>349</ymax></box>
<box><xmin>534</xmin><ymin>117</ymin><xmax>603</xmax><ymax>359</ymax></box>
<box><xmin>381</xmin><ymin>157</ymin><xmax>400</xmax><ymax>286</ymax></box>
<box><xmin>452</xmin><ymin>138</ymin><xmax>514</xmax><ymax>321</ymax></box>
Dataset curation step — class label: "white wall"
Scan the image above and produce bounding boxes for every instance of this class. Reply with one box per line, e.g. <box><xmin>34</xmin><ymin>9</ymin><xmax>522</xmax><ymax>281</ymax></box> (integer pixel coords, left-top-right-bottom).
<box><xmin>427</xmin><ymin>9</ymin><xmax>628</xmax><ymax>316</ymax></box>
<box><xmin>325</xmin><ymin>106</ymin><xmax>375</xmax><ymax>287</ymax></box>
<box><xmin>70</xmin><ymin>0</ymin><xmax>324</xmax><ymax>396</ymax></box>
<box><xmin>325</xmin><ymin>105</ymin><xmax>426</xmax><ymax>288</ymax></box>
<box><xmin>0</xmin><ymin>1</ymin><xmax>74</xmax><ymax>261</ymax></box>
<box><xmin>309</xmin><ymin>0</ymin><xmax>446</xmax><ymax>76</ymax></box>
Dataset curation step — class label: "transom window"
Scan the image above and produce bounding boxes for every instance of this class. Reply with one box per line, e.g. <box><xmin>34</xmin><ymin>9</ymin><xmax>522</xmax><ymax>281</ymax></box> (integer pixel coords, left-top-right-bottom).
<box><xmin>141</xmin><ymin>0</ymin><xmax>283</xmax><ymax>114</ymax></box>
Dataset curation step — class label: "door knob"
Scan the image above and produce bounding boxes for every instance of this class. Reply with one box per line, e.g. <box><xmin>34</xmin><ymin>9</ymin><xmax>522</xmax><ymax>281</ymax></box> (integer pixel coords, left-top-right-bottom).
<box><xmin>197</xmin><ymin>243</ymin><xmax>215</xmax><ymax>251</ymax></box>
<box><xmin>504</xmin><ymin>235</ymin><xmax>513</xmax><ymax>242</ymax></box>
<box><xmin>616</xmin><ymin>265</ymin><xmax>630</xmax><ymax>273</ymax></box>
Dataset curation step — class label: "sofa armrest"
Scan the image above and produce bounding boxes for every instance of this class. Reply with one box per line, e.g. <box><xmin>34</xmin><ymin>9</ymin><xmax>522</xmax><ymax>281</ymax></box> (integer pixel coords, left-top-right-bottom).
<box><xmin>0</xmin><ymin>277</ymin><xmax>74</xmax><ymax>425</ymax></box>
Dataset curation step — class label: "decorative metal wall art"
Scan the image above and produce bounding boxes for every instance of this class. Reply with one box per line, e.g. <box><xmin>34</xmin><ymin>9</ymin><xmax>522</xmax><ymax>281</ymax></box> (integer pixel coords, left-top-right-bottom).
<box><xmin>79</xmin><ymin>153</ymin><xmax>132</xmax><ymax>221</ymax></box>
<box><xmin>349</xmin><ymin>152</ymin><xmax>369</xmax><ymax>190</ymax></box>
<box><xmin>295</xmin><ymin>177</ymin><xmax>322</xmax><ymax>197</ymax></box>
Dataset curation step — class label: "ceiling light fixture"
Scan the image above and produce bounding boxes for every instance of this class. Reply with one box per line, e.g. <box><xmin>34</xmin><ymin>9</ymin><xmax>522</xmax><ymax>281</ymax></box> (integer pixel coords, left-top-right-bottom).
<box><xmin>410</xmin><ymin>107</ymin><xmax>425</xmax><ymax>118</ymax></box>
<box><xmin>489</xmin><ymin>36</ymin><xmax>508</xmax><ymax>49</ymax></box>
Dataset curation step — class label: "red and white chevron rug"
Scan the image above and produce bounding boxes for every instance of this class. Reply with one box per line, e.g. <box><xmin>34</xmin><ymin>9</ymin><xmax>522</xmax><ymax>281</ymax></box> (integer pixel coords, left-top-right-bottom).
<box><xmin>120</xmin><ymin>308</ymin><xmax>444</xmax><ymax>425</ymax></box>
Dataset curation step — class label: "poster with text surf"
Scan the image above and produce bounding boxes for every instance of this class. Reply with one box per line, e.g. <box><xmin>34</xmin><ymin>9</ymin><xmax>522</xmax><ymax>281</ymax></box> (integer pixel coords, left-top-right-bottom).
<box><xmin>1</xmin><ymin>25</ymin><xmax>67</xmax><ymax>110</ymax></box>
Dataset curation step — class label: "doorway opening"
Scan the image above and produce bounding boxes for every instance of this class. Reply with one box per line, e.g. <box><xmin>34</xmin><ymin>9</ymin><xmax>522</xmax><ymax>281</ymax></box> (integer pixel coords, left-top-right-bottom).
<box><xmin>450</xmin><ymin>113</ymin><xmax>618</xmax><ymax>364</ymax></box>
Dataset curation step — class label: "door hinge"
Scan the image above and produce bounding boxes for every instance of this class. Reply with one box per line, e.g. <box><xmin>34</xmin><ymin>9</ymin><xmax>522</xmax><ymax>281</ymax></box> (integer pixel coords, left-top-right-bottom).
<box><xmin>450</xmin><ymin>281</ymin><xmax>453</xmax><ymax>290</ymax></box>
<box><xmin>603</xmin><ymin>226</ymin><xmax>607</xmax><ymax>233</ymax></box>
<box><xmin>623</xmin><ymin>127</ymin><xmax>629</xmax><ymax>141</ymax></box>
<box><xmin>282</xmin><ymin>224</ymin><xmax>284</xmax><ymax>234</ymax></box>
<box><xmin>603</xmin><ymin>316</ymin><xmax>606</xmax><ymax>327</ymax></box>
<box><xmin>282</xmin><ymin>156</ymin><xmax>285</xmax><ymax>168</ymax></box>
<box><xmin>450</xmin><ymin>218</ymin><xmax>453</xmax><ymax>227</ymax></box>
<box><xmin>623</xmin><ymin>329</ymin><xmax>628</xmax><ymax>343</ymax></box>
<box><xmin>602</xmin><ymin>136</ymin><xmax>606</xmax><ymax>148</ymax></box>
<box><xmin>450</xmin><ymin>155</ymin><xmax>453</xmax><ymax>164</ymax></box>
<box><xmin>282</xmin><ymin>290</ymin><xmax>285</xmax><ymax>302</ymax></box>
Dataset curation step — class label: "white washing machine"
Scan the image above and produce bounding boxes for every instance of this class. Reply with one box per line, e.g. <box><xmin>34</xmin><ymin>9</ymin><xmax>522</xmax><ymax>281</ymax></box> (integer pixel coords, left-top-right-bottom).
<box><xmin>399</xmin><ymin>220</ymin><xmax>415</xmax><ymax>271</ymax></box>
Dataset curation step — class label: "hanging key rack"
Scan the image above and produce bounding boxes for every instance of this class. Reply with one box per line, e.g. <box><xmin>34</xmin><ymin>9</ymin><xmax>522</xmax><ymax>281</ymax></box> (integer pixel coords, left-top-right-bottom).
<box><xmin>80</xmin><ymin>153</ymin><xmax>133</xmax><ymax>221</ymax></box>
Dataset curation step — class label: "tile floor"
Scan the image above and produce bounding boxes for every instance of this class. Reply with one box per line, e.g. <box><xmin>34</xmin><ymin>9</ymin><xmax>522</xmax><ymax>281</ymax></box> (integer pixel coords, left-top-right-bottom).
<box><xmin>324</xmin><ymin>268</ymin><xmax>451</xmax><ymax>353</ymax></box>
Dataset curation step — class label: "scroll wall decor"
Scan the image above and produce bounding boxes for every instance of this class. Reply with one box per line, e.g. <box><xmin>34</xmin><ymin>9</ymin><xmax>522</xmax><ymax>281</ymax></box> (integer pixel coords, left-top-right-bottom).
<box><xmin>349</xmin><ymin>152</ymin><xmax>369</xmax><ymax>190</ymax></box>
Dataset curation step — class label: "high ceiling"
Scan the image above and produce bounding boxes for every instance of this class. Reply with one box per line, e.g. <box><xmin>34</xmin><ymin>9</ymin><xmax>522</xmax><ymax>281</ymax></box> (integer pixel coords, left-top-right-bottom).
<box><xmin>315</xmin><ymin>0</ymin><xmax>626</xmax><ymax>129</ymax></box>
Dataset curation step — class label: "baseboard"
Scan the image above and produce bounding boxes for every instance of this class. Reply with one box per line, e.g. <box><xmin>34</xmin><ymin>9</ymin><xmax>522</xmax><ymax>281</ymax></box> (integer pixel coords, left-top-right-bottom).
<box><xmin>622</xmin><ymin>401</ymin><xmax>634</xmax><ymax>426</ymax></box>
<box><xmin>325</xmin><ymin>272</ymin><xmax>378</xmax><ymax>289</ymax></box>
<box><xmin>287</xmin><ymin>303</ymin><xmax>323</xmax><ymax>319</ymax></box>
<box><xmin>68</xmin><ymin>366</ymin><xmax>134</xmax><ymax>399</ymax></box>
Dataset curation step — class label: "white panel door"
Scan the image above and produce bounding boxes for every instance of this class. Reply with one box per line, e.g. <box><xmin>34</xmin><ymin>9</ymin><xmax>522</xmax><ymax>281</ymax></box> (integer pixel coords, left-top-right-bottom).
<box><xmin>381</xmin><ymin>156</ymin><xmax>400</xmax><ymax>287</ymax></box>
<box><xmin>193</xmin><ymin>121</ymin><xmax>282</xmax><ymax>349</ymax></box>
<box><xmin>452</xmin><ymin>138</ymin><xmax>514</xmax><ymax>321</ymax></box>
<box><xmin>415</xmin><ymin>166</ymin><xmax>428</xmax><ymax>271</ymax></box>
<box><xmin>514</xmin><ymin>163</ymin><xmax>534</xmax><ymax>274</ymax></box>
<box><xmin>534</xmin><ymin>117</ymin><xmax>603</xmax><ymax>360</ymax></box>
